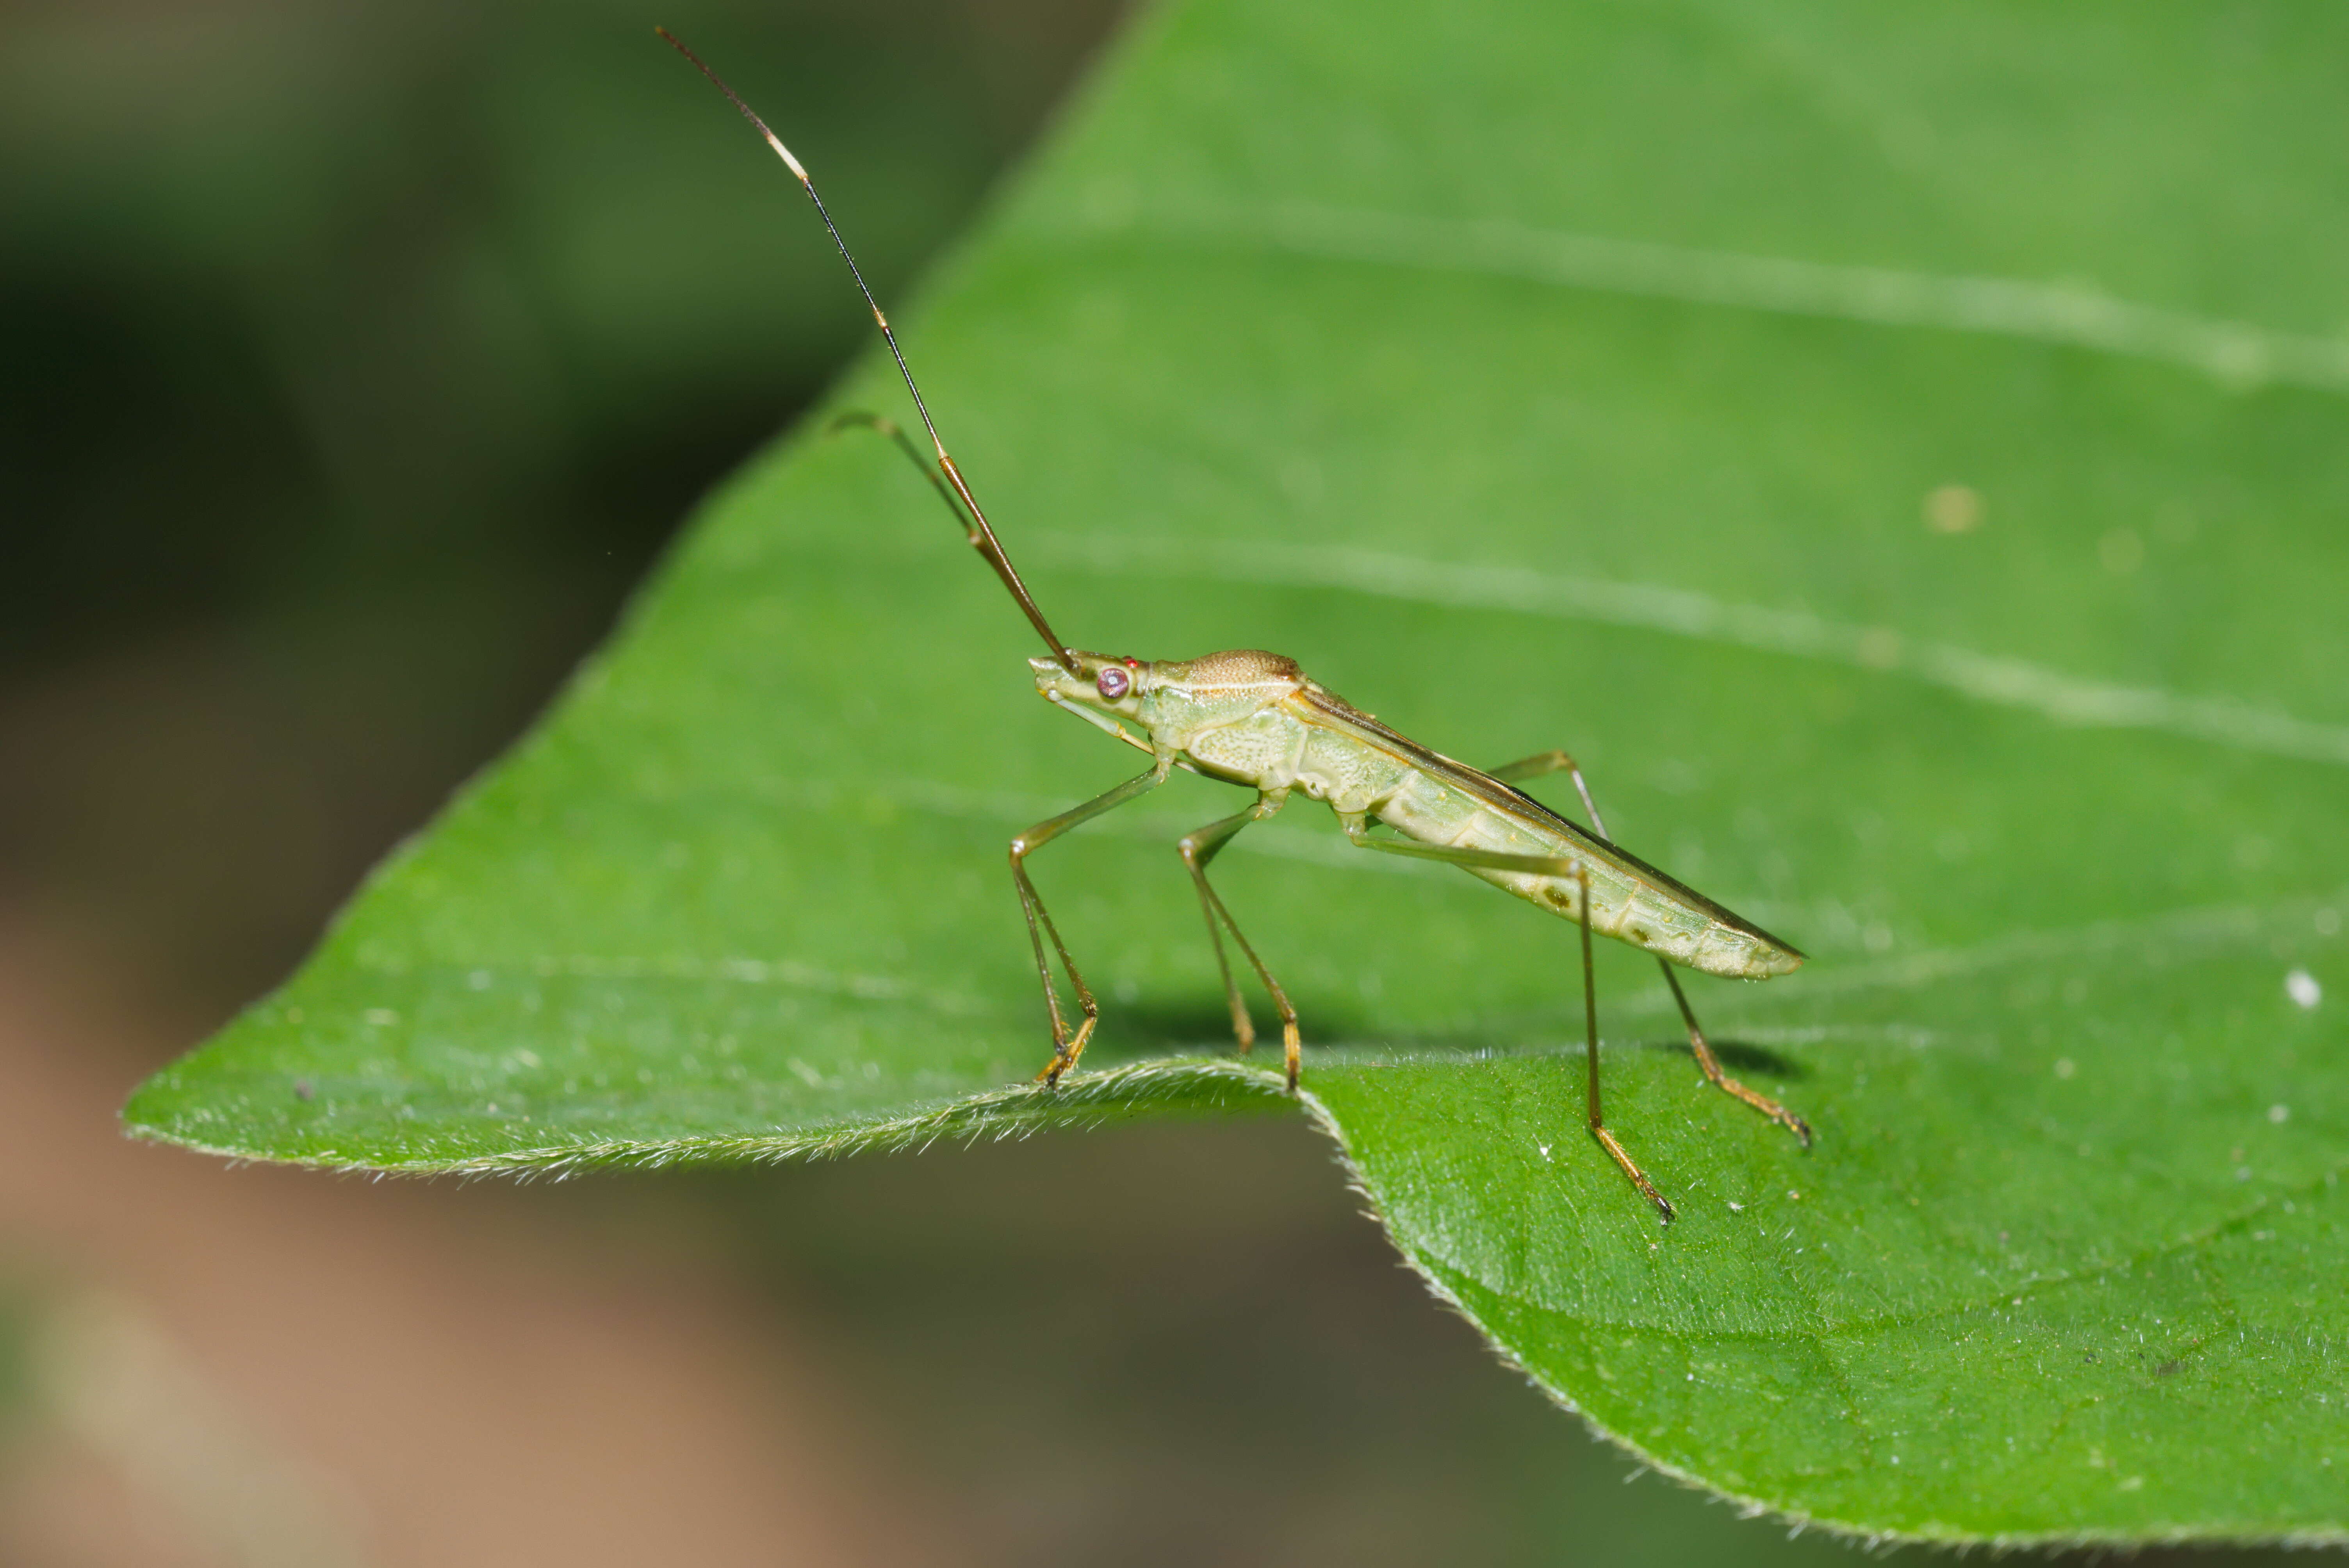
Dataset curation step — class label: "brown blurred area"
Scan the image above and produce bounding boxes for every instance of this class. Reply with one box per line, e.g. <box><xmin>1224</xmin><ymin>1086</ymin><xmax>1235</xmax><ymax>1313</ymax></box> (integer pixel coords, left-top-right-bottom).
<box><xmin>2</xmin><ymin>0</ymin><xmax>1141</xmax><ymax>1559</ymax></box>
<box><xmin>0</xmin><ymin>0</ymin><xmax>2315</xmax><ymax>1563</ymax></box>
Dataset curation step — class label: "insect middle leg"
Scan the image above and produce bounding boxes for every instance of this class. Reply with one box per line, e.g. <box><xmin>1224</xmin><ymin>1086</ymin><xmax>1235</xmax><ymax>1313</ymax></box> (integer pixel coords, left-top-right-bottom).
<box><xmin>1011</xmin><ymin>758</ymin><xmax>1173</xmax><ymax>1085</ymax></box>
<box><xmin>1337</xmin><ymin>820</ymin><xmax>1674</xmax><ymax>1220</ymax></box>
<box><xmin>1177</xmin><ymin>790</ymin><xmax>1303</xmax><ymax>1089</ymax></box>
<box><xmin>1489</xmin><ymin>750</ymin><xmax>1811</xmax><ymax>1146</ymax></box>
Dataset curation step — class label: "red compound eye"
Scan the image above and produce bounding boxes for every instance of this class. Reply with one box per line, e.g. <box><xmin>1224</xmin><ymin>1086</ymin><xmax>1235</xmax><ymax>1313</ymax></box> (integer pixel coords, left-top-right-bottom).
<box><xmin>1096</xmin><ymin>664</ymin><xmax>1132</xmax><ymax>701</ymax></box>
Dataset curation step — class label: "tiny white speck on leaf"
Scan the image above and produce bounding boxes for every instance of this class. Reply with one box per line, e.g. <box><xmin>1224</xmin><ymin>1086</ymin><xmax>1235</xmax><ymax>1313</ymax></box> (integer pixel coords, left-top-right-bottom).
<box><xmin>2054</xmin><ymin>1058</ymin><xmax>2076</xmax><ymax>1079</ymax></box>
<box><xmin>2269</xmin><ymin>1103</ymin><xmax>2289</xmax><ymax>1123</ymax></box>
<box><xmin>2285</xmin><ymin>968</ymin><xmax>2321</xmax><ymax>1009</ymax></box>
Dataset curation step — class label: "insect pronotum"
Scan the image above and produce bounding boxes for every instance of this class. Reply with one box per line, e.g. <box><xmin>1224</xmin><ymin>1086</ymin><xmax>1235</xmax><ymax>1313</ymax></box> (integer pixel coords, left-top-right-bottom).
<box><xmin>660</xmin><ymin>30</ymin><xmax>1812</xmax><ymax>1221</ymax></box>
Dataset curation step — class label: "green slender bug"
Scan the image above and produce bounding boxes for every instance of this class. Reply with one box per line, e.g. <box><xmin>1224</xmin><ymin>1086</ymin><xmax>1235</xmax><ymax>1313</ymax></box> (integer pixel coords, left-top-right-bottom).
<box><xmin>661</xmin><ymin>30</ymin><xmax>1810</xmax><ymax>1219</ymax></box>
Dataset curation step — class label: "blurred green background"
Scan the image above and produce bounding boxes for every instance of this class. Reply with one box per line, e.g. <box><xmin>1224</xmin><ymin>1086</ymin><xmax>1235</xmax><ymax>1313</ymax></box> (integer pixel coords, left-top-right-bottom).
<box><xmin>0</xmin><ymin>0</ymin><xmax>2325</xmax><ymax>1562</ymax></box>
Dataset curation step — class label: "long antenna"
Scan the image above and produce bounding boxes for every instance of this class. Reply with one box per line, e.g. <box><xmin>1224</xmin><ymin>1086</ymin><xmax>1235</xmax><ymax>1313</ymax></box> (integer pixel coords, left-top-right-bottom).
<box><xmin>658</xmin><ymin>28</ymin><xmax>1080</xmax><ymax>675</ymax></box>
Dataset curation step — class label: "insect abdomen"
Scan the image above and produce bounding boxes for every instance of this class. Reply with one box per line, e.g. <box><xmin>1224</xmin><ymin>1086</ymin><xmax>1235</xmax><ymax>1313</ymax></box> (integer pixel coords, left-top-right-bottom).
<box><xmin>1295</xmin><ymin>716</ymin><xmax>1411</xmax><ymax>814</ymax></box>
<box><xmin>1376</xmin><ymin>772</ymin><xmax>1794</xmax><ymax>980</ymax></box>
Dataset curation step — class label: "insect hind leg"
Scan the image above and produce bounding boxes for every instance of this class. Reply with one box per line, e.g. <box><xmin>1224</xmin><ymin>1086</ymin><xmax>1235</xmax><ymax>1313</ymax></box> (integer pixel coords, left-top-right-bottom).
<box><xmin>1491</xmin><ymin>748</ymin><xmax>1811</xmax><ymax>1147</ymax></box>
<box><xmin>1338</xmin><ymin>820</ymin><xmax>1672</xmax><ymax>1219</ymax></box>
<box><xmin>1658</xmin><ymin>964</ymin><xmax>1812</xmax><ymax>1146</ymax></box>
<box><xmin>1576</xmin><ymin>866</ymin><xmax>1675</xmax><ymax>1222</ymax></box>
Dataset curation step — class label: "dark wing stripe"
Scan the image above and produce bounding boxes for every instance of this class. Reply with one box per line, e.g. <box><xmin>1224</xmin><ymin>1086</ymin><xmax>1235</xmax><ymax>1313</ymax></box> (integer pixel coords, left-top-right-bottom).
<box><xmin>1297</xmin><ymin>688</ymin><xmax>1803</xmax><ymax>958</ymax></box>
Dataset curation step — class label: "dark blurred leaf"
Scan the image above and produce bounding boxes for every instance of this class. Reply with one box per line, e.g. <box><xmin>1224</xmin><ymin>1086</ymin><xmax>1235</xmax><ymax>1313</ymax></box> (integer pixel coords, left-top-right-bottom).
<box><xmin>128</xmin><ymin>0</ymin><xmax>2349</xmax><ymax>1543</ymax></box>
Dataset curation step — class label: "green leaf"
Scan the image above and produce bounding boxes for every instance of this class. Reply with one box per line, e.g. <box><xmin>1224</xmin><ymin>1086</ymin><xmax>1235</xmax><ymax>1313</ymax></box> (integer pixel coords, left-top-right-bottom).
<box><xmin>128</xmin><ymin>0</ymin><xmax>2349</xmax><ymax>1545</ymax></box>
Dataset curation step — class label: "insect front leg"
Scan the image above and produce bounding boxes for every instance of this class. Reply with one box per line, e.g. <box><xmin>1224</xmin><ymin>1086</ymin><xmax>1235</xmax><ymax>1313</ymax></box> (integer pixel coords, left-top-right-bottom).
<box><xmin>1011</xmin><ymin>758</ymin><xmax>1173</xmax><ymax>1085</ymax></box>
<box><xmin>1177</xmin><ymin>790</ymin><xmax>1302</xmax><ymax>1089</ymax></box>
<box><xmin>1490</xmin><ymin>750</ymin><xmax>1811</xmax><ymax>1147</ymax></box>
<box><xmin>1337</xmin><ymin>821</ymin><xmax>1673</xmax><ymax>1221</ymax></box>
<box><xmin>825</xmin><ymin>410</ymin><xmax>1078</xmax><ymax>673</ymax></box>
